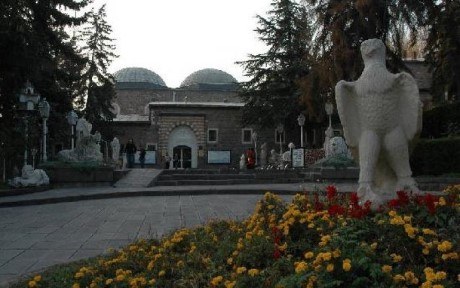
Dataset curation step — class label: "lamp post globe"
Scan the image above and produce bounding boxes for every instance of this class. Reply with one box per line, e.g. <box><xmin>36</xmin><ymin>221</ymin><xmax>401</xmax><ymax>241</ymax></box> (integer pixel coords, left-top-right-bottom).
<box><xmin>66</xmin><ymin>110</ymin><xmax>78</xmax><ymax>149</ymax></box>
<box><xmin>297</xmin><ymin>113</ymin><xmax>306</xmax><ymax>147</ymax></box>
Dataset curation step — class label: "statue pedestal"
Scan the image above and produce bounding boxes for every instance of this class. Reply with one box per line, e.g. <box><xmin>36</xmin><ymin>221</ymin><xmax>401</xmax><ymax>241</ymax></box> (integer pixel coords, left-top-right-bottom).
<box><xmin>42</xmin><ymin>166</ymin><xmax>114</xmax><ymax>187</ymax></box>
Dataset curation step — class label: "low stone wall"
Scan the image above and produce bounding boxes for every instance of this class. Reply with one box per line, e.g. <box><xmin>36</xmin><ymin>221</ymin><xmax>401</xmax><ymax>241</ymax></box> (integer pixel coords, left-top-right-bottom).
<box><xmin>43</xmin><ymin>167</ymin><xmax>114</xmax><ymax>186</ymax></box>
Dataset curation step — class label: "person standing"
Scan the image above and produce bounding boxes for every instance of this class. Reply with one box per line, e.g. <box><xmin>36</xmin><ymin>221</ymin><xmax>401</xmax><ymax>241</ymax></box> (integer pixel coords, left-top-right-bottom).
<box><xmin>163</xmin><ymin>152</ymin><xmax>171</xmax><ymax>169</ymax></box>
<box><xmin>139</xmin><ymin>147</ymin><xmax>146</xmax><ymax>168</ymax></box>
<box><xmin>125</xmin><ymin>138</ymin><xmax>137</xmax><ymax>168</ymax></box>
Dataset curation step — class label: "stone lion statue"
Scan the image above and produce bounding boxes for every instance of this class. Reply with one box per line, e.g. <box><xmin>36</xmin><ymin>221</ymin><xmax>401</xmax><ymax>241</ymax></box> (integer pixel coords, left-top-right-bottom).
<box><xmin>335</xmin><ymin>38</ymin><xmax>423</xmax><ymax>206</ymax></box>
<box><xmin>9</xmin><ymin>165</ymin><xmax>49</xmax><ymax>187</ymax></box>
<box><xmin>329</xmin><ymin>137</ymin><xmax>348</xmax><ymax>157</ymax></box>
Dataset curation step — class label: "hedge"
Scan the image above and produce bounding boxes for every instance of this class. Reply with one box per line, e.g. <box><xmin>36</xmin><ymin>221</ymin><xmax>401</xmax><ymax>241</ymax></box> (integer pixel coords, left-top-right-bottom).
<box><xmin>421</xmin><ymin>102</ymin><xmax>460</xmax><ymax>138</ymax></box>
<box><xmin>410</xmin><ymin>137</ymin><xmax>460</xmax><ymax>176</ymax></box>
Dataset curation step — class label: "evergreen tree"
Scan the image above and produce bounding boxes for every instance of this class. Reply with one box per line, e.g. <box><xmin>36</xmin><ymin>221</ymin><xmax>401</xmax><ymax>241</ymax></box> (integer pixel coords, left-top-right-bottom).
<box><xmin>300</xmin><ymin>0</ymin><xmax>434</xmax><ymax>114</ymax></box>
<box><xmin>424</xmin><ymin>0</ymin><xmax>460</xmax><ymax>103</ymax></box>
<box><xmin>237</xmin><ymin>0</ymin><xmax>312</xmax><ymax>129</ymax></box>
<box><xmin>0</xmin><ymin>0</ymin><xmax>89</xmax><ymax>173</ymax></box>
<box><xmin>78</xmin><ymin>4</ymin><xmax>117</xmax><ymax>123</ymax></box>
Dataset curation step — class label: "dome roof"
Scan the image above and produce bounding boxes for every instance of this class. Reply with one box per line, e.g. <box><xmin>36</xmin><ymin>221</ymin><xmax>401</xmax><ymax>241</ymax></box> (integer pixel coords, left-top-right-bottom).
<box><xmin>114</xmin><ymin>67</ymin><xmax>166</xmax><ymax>87</ymax></box>
<box><xmin>180</xmin><ymin>68</ymin><xmax>237</xmax><ymax>88</ymax></box>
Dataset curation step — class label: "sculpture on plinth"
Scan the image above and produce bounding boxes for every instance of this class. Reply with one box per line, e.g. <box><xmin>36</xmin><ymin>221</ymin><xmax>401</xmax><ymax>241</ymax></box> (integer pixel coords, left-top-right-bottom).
<box><xmin>260</xmin><ymin>142</ymin><xmax>268</xmax><ymax>166</ymax></box>
<box><xmin>110</xmin><ymin>137</ymin><xmax>120</xmax><ymax>162</ymax></box>
<box><xmin>57</xmin><ymin>117</ymin><xmax>103</xmax><ymax>162</ymax></box>
<box><xmin>335</xmin><ymin>38</ymin><xmax>422</xmax><ymax>207</ymax></box>
<box><xmin>316</xmin><ymin>136</ymin><xmax>356</xmax><ymax>169</ymax></box>
<box><xmin>9</xmin><ymin>165</ymin><xmax>49</xmax><ymax>187</ymax></box>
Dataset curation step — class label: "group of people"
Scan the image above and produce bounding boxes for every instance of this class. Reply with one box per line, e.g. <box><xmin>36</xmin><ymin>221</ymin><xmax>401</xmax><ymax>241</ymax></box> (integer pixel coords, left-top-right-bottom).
<box><xmin>124</xmin><ymin>139</ymin><xmax>146</xmax><ymax>168</ymax></box>
<box><xmin>163</xmin><ymin>153</ymin><xmax>180</xmax><ymax>169</ymax></box>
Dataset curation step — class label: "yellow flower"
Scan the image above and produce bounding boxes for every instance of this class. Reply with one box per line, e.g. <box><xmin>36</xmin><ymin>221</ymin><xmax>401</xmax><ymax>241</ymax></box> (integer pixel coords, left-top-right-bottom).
<box><xmin>382</xmin><ymin>265</ymin><xmax>392</xmax><ymax>273</ymax></box>
<box><xmin>33</xmin><ymin>275</ymin><xmax>42</xmax><ymax>282</ymax></box>
<box><xmin>236</xmin><ymin>266</ymin><xmax>247</xmax><ymax>274</ymax></box>
<box><xmin>210</xmin><ymin>276</ymin><xmax>223</xmax><ymax>286</ymax></box>
<box><xmin>421</xmin><ymin>281</ymin><xmax>432</xmax><ymax>288</ymax></box>
<box><xmin>28</xmin><ymin>280</ymin><xmax>37</xmax><ymax>288</ymax></box>
<box><xmin>332</xmin><ymin>249</ymin><xmax>341</xmax><ymax>258</ymax></box>
<box><xmin>105</xmin><ymin>279</ymin><xmax>113</xmax><ymax>285</ymax></box>
<box><xmin>433</xmin><ymin>285</ymin><xmax>444</xmax><ymax>288</ymax></box>
<box><xmin>342</xmin><ymin>259</ymin><xmax>352</xmax><ymax>272</ymax></box>
<box><xmin>390</xmin><ymin>253</ymin><xmax>403</xmax><ymax>262</ymax></box>
<box><xmin>295</xmin><ymin>261</ymin><xmax>308</xmax><ymax>273</ymax></box>
<box><xmin>370</xmin><ymin>242</ymin><xmax>378</xmax><ymax>250</ymax></box>
<box><xmin>435</xmin><ymin>271</ymin><xmax>447</xmax><ymax>280</ymax></box>
<box><xmin>248</xmin><ymin>268</ymin><xmax>260</xmax><ymax>276</ymax></box>
<box><xmin>393</xmin><ymin>274</ymin><xmax>405</xmax><ymax>283</ymax></box>
<box><xmin>437</xmin><ymin>241</ymin><xmax>453</xmax><ymax>252</ymax></box>
<box><xmin>304</xmin><ymin>251</ymin><xmax>314</xmax><ymax>259</ymax></box>
<box><xmin>227</xmin><ymin>257</ymin><xmax>233</xmax><ymax>265</ymax></box>
<box><xmin>116</xmin><ymin>274</ymin><xmax>125</xmax><ymax>281</ymax></box>
<box><xmin>389</xmin><ymin>210</ymin><xmax>397</xmax><ymax>217</ymax></box>
<box><xmin>423</xmin><ymin>248</ymin><xmax>430</xmax><ymax>255</ymax></box>
<box><xmin>158</xmin><ymin>270</ymin><xmax>166</xmax><ymax>277</ymax></box>
<box><xmin>438</xmin><ymin>197</ymin><xmax>446</xmax><ymax>206</ymax></box>
<box><xmin>404</xmin><ymin>271</ymin><xmax>419</xmax><ymax>285</ymax></box>
<box><xmin>321</xmin><ymin>252</ymin><xmax>332</xmax><ymax>261</ymax></box>
<box><xmin>74</xmin><ymin>272</ymin><xmax>84</xmax><ymax>279</ymax></box>
<box><xmin>326</xmin><ymin>263</ymin><xmax>334</xmax><ymax>272</ymax></box>
<box><xmin>72</xmin><ymin>284</ymin><xmax>80</xmax><ymax>288</ymax></box>
<box><xmin>224</xmin><ymin>280</ymin><xmax>236</xmax><ymax>288</ymax></box>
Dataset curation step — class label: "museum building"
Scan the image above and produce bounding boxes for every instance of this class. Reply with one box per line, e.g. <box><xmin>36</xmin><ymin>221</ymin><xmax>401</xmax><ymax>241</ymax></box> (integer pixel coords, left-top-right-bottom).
<box><xmin>111</xmin><ymin>67</ymin><xmax>285</xmax><ymax>169</ymax></box>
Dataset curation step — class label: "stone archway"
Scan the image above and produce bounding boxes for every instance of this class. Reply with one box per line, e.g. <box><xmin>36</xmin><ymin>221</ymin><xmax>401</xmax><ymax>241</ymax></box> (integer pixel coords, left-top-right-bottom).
<box><xmin>168</xmin><ymin>125</ymin><xmax>197</xmax><ymax>168</ymax></box>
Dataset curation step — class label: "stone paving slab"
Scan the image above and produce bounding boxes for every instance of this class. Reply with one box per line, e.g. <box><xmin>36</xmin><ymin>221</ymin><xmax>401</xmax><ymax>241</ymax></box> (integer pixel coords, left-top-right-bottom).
<box><xmin>0</xmin><ymin>194</ymin><xmax>292</xmax><ymax>287</ymax></box>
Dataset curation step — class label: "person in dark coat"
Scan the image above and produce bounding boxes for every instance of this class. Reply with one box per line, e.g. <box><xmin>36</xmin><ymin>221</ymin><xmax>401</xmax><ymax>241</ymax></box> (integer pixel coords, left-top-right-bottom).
<box><xmin>125</xmin><ymin>139</ymin><xmax>137</xmax><ymax>168</ymax></box>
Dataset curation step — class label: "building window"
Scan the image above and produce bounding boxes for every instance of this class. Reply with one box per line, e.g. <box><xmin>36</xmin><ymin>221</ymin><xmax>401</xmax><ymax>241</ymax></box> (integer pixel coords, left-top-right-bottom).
<box><xmin>275</xmin><ymin>130</ymin><xmax>285</xmax><ymax>144</ymax></box>
<box><xmin>146</xmin><ymin>143</ymin><xmax>157</xmax><ymax>151</ymax></box>
<box><xmin>208</xmin><ymin>129</ymin><xmax>218</xmax><ymax>143</ymax></box>
<box><xmin>242</xmin><ymin>128</ymin><xmax>253</xmax><ymax>144</ymax></box>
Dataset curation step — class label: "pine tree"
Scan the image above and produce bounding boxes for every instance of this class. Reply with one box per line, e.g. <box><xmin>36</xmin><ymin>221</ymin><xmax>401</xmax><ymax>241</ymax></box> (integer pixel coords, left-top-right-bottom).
<box><xmin>300</xmin><ymin>0</ymin><xmax>434</xmax><ymax>111</ymax></box>
<box><xmin>78</xmin><ymin>4</ymin><xmax>117</xmax><ymax>123</ymax></box>
<box><xmin>237</xmin><ymin>0</ymin><xmax>312</xmax><ymax>129</ymax></box>
<box><xmin>424</xmin><ymin>0</ymin><xmax>460</xmax><ymax>103</ymax></box>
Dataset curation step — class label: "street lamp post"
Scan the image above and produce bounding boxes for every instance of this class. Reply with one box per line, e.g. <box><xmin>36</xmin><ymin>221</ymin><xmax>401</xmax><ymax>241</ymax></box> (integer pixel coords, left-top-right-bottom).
<box><xmin>66</xmin><ymin>110</ymin><xmax>78</xmax><ymax>149</ymax></box>
<box><xmin>18</xmin><ymin>81</ymin><xmax>41</xmax><ymax>166</ymax></box>
<box><xmin>277</xmin><ymin>124</ymin><xmax>284</xmax><ymax>154</ymax></box>
<box><xmin>297</xmin><ymin>113</ymin><xmax>306</xmax><ymax>148</ymax></box>
<box><xmin>251</xmin><ymin>131</ymin><xmax>258</xmax><ymax>166</ymax></box>
<box><xmin>324</xmin><ymin>101</ymin><xmax>334</xmax><ymax>158</ymax></box>
<box><xmin>38</xmin><ymin>98</ymin><xmax>50</xmax><ymax>162</ymax></box>
<box><xmin>288</xmin><ymin>142</ymin><xmax>295</xmax><ymax>168</ymax></box>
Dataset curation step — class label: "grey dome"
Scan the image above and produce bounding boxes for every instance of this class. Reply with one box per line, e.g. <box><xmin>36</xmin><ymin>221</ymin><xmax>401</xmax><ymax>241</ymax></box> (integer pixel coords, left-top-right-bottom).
<box><xmin>180</xmin><ymin>68</ymin><xmax>237</xmax><ymax>87</ymax></box>
<box><xmin>114</xmin><ymin>67</ymin><xmax>166</xmax><ymax>87</ymax></box>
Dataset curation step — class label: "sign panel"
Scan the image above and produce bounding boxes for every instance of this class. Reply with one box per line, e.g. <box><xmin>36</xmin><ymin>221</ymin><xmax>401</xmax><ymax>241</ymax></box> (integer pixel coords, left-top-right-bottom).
<box><xmin>207</xmin><ymin>150</ymin><xmax>231</xmax><ymax>164</ymax></box>
<box><xmin>134</xmin><ymin>151</ymin><xmax>156</xmax><ymax>164</ymax></box>
<box><xmin>292</xmin><ymin>148</ymin><xmax>305</xmax><ymax>168</ymax></box>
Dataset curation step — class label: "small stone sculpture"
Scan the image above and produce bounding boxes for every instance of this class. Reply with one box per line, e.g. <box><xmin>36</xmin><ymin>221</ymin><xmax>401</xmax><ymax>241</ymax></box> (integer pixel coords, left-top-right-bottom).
<box><xmin>335</xmin><ymin>38</ymin><xmax>422</xmax><ymax>206</ymax></box>
<box><xmin>239</xmin><ymin>154</ymin><xmax>246</xmax><ymax>170</ymax></box>
<box><xmin>316</xmin><ymin>137</ymin><xmax>356</xmax><ymax>168</ymax></box>
<box><xmin>260</xmin><ymin>142</ymin><xmax>268</xmax><ymax>166</ymax></box>
<box><xmin>323</xmin><ymin>127</ymin><xmax>334</xmax><ymax>158</ymax></box>
<box><xmin>110</xmin><ymin>137</ymin><xmax>120</xmax><ymax>162</ymax></box>
<box><xmin>57</xmin><ymin>118</ymin><xmax>103</xmax><ymax>162</ymax></box>
<box><xmin>9</xmin><ymin>165</ymin><xmax>49</xmax><ymax>187</ymax></box>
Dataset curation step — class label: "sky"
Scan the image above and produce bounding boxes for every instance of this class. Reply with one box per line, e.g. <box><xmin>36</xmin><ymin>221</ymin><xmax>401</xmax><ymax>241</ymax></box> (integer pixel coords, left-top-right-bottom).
<box><xmin>92</xmin><ymin>0</ymin><xmax>271</xmax><ymax>88</ymax></box>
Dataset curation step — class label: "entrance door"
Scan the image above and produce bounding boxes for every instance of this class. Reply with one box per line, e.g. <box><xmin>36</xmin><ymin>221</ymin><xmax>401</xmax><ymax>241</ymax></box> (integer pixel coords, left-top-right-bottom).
<box><xmin>173</xmin><ymin>145</ymin><xmax>192</xmax><ymax>169</ymax></box>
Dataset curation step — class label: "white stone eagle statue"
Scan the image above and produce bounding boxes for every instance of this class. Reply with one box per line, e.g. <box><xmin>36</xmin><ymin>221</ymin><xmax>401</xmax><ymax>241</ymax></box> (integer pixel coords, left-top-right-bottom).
<box><xmin>335</xmin><ymin>38</ymin><xmax>423</xmax><ymax>207</ymax></box>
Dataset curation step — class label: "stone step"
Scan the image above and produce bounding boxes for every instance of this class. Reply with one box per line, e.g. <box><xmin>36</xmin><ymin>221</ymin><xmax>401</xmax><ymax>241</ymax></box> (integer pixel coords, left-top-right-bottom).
<box><xmin>157</xmin><ymin>173</ymin><xmax>255</xmax><ymax>181</ymax></box>
<box><xmin>151</xmin><ymin>177</ymin><xmax>305</xmax><ymax>186</ymax></box>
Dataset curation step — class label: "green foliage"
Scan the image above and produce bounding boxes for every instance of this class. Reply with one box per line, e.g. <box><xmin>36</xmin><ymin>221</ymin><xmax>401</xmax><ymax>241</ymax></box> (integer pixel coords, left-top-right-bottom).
<box><xmin>421</xmin><ymin>103</ymin><xmax>460</xmax><ymax>139</ymax></box>
<box><xmin>424</xmin><ymin>0</ymin><xmax>460</xmax><ymax>103</ymax></box>
<box><xmin>410</xmin><ymin>137</ymin><xmax>460</xmax><ymax>176</ymax></box>
<box><xmin>237</xmin><ymin>0</ymin><xmax>312</xmax><ymax>128</ymax></box>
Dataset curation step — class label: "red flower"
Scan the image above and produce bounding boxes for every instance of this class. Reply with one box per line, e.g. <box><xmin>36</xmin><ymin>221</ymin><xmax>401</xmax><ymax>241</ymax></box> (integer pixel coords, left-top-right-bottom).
<box><xmin>350</xmin><ymin>192</ymin><xmax>359</xmax><ymax>207</ymax></box>
<box><xmin>396</xmin><ymin>191</ymin><xmax>410</xmax><ymax>206</ymax></box>
<box><xmin>424</xmin><ymin>193</ymin><xmax>437</xmax><ymax>215</ymax></box>
<box><xmin>388</xmin><ymin>199</ymin><xmax>400</xmax><ymax>208</ymax></box>
<box><xmin>326</xmin><ymin>185</ymin><xmax>337</xmax><ymax>200</ymax></box>
<box><xmin>273</xmin><ymin>247</ymin><xmax>281</xmax><ymax>259</ymax></box>
<box><xmin>328</xmin><ymin>204</ymin><xmax>345</xmax><ymax>216</ymax></box>
<box><xmin>314</xmin><ymin>193</ymin><xmax>324</xmax><ymax>211</ymax></box>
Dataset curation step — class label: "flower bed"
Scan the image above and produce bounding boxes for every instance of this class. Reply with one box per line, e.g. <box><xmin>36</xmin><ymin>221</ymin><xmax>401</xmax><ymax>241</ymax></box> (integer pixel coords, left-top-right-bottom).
<box><xmin>24</xmin><ymin>185</ymin><xmax>459</xmax><ymax>288</ymax></box>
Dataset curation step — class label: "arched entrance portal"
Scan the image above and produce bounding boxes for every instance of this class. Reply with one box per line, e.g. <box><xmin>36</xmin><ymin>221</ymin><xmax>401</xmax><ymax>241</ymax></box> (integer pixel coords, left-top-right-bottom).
<box><xmin>168</xmin><ymin>125</ymin><xmax>197</xmax><ymax>168</ymax></box>
<box><xmin>173</xmin><ymin>145</ymin><xmax>192</xmax><ymax>169</ymax></box>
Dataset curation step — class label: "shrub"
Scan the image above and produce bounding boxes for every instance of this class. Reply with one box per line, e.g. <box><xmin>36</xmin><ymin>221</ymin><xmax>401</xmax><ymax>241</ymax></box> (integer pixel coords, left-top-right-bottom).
<box><xmin>421</xmin><ymin>103</ymin><xmax>460</xmax><ymax>138</ymax></box>
<box><xmin>410</xmin><ymin>137</ymin><xmax>460</xmax><ymax>176</ymax></box>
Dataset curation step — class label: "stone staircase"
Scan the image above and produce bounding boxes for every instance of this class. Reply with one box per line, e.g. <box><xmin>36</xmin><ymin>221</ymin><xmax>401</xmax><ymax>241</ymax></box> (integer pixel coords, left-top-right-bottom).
<box><xmin>150</xmin><ymin>169</ymin><xmax>306</xmax><ymax>186</ymax></box>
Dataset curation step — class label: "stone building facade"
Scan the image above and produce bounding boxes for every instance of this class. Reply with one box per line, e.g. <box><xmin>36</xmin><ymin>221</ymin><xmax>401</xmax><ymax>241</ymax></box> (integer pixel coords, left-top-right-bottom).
<box><xmin>111</xmin><ymin>67</ymin><xmax>284</xmax><ymax>169</ymax></box>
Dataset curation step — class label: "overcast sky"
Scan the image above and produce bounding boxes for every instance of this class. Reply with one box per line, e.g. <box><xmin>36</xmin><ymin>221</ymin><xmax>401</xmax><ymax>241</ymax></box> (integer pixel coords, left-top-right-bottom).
<box><xmin>92</xmin><ymin>0</ymin><xmax>271</xmax><ymax>88</ymax></box>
